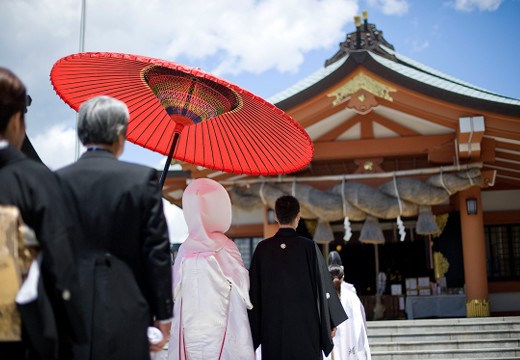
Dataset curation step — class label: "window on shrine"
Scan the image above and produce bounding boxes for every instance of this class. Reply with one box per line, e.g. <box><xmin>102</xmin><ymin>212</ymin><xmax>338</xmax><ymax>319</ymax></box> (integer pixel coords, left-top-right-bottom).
<box><xmin>485</xmin><ymin>225</ymin><xmax>520</xmax><ymax>280</ymax></box>
<box><xmin>232</xmin><ymin>237</ymin><xmax>263</xmax><ymax>268</ymax></box>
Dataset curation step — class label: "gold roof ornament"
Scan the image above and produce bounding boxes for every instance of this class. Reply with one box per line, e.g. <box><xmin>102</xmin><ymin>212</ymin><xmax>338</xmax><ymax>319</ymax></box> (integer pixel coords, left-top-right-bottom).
<box><xmin>328</xmin><ymin>72</ymin><xmax>396</xmax><ymax>106</ymax></box>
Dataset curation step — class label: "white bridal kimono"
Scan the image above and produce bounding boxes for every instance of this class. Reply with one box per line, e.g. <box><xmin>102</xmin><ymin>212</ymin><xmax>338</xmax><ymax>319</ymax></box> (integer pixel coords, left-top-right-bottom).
<box><xmin>168</xmin><ymin>178</ymin><xmax>254</xmax><ymax>360</ymax></box>
<box><xmin>324</xmin><ymin>283</ymin><xmax>371</xmax><ymax>360</ymax></box>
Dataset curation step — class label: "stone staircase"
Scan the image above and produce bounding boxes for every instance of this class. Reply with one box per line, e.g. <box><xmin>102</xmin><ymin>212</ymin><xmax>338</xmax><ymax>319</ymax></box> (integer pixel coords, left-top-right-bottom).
<box><xmin>367</xmin><ymin>316</ymin><xmax>520</xmax><ymax>359</ymax></box>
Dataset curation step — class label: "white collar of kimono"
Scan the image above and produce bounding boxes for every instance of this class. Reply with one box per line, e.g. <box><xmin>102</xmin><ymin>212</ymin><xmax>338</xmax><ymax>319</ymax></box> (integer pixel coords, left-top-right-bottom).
<box><xmin>181</xmin><ymin>178</ymin><xmax>232</xmax><ymax>252</ymax></box>
<box><xmin>0</xmin><ymin>140</ymin><xmax>8</xmax><ymax>149</ymax></box>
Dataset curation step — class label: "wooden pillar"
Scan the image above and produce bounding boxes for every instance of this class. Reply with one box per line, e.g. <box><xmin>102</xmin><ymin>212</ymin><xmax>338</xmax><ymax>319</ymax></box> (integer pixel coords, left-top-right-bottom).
<box><xmin>458</xmin><ymin>187</ymin><xmax>490</xmax><ymax>317</ymax></box>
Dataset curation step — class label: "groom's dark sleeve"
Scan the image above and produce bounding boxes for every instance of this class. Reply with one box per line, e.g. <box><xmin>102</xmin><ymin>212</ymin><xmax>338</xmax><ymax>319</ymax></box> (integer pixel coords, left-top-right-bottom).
<box><xmin>315</xmin><ymin>244</ymin><xmax>348</xmax><ymax>356</ymax></box>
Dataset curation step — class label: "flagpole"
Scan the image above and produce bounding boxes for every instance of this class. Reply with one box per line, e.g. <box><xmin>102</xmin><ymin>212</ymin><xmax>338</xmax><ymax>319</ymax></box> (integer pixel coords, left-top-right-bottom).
<box><xmin>76</xmin><ymin>0</ymin><xmax>86</xmax><ymax>160</ymax></box>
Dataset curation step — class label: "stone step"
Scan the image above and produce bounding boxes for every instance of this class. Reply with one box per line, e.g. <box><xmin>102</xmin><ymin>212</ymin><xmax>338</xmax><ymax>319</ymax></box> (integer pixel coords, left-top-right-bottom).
<box><xmin>369</xmin><ymin>328</ymin><xmax>520</xmax><ymax>342</ymax></box>
<box><xmin>370</xmin><ymin>338</ymin><xmax>520</xmax><ymax>351</ymax></box>
<box><xmin>367</xmin><ymin>316</ymin><xmax>520</xmax><ymax>335</ymax></box>
<box><xmin>434</xmin><ymin>358</ymin><xmax>520</xmax><ymax>360</ymax></box>
<box><xmin>367</xmin><ymin>316</ymin><xmax>520</xmax><ymax>327</ymax></box>
<box><xmin>368</xmin><ymin>317</ymin><xmax>520</xmax><ymax>359</ymax></box>
<box><xmin>371</xmin><ymin>347</ymin><xmax>520</xmax><ymax>360</ymax></box>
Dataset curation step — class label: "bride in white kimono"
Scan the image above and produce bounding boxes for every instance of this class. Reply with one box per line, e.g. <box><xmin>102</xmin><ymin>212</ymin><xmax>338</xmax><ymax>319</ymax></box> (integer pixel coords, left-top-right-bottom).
<box><xmin>168</xmin><ymin>178</ymin><xmax>254</xmax><ymax>360</ymax></box>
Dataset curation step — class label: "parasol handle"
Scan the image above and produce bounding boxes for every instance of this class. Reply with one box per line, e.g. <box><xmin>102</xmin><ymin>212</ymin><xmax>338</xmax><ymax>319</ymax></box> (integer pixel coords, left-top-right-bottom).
<box><xmin>159</xmin><ymin>131</ymin><xmax>181</xmax><ymax>189</ymax></box>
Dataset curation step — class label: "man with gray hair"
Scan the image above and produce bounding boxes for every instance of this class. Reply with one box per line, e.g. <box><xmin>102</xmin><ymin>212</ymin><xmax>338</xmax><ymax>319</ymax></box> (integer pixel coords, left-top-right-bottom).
<box><xmin>57</xmin><ymin>95</ymin><xmax>173</xmax><ymax>360</ymax></box>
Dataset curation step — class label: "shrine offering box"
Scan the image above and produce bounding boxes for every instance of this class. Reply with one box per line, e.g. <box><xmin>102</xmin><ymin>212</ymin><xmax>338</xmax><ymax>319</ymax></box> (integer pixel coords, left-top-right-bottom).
<box><xmin>418</xmin><ymin>277</ymin><xmax>430</xmax><ymax>288</ymax></box>
<box><xmin>391</xmin><ymin>284</ymin><xmax>403</xmax><ymax>295</ymax></box>
<box><xmin>419</xmin><ymin>288</ymin><xmax>432</xmax><ymax>296</ymax></box>
<box><xmin>405</xmin><ymin>278</ymin><xmax>418</xmax><ymax>290</ymax></box>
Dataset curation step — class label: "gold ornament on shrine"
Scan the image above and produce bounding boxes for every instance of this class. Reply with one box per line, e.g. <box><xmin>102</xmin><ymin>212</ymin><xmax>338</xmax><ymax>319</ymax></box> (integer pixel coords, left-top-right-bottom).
<box><xmin>328</xmin><ymin>71</ymin><xmax>397</xmax><ymax>107</ymax></box>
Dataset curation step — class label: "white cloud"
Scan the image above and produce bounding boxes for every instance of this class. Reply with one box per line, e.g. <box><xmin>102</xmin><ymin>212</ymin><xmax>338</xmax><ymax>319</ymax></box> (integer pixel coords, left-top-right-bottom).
<box><xmin>411</xmin><ymin>40</ymin><xmax>430</xmax><ymax>52</ymax></box>
<box><xmin>367</xmin><ymin>0</ymin><xmax>409</xmax><ymax>15</ymax></box>
<box><xmin>60</xmin><ymin>0</ymin><xmax>359</xmax><ymax>76</ymax></box>
<box><xmin>30</xmin><ymin>122</ymin><xmax>80</xmax><ymax>170</ymax></box>
<box><xmin>1</xmin><ymin>0</ymin><xmax>360</xmax><ymax>166</ymax></box>
<box><xmin>451</xmin><ymin>0</ymin><xmax>502</xmax><ymax>12</ymax></box>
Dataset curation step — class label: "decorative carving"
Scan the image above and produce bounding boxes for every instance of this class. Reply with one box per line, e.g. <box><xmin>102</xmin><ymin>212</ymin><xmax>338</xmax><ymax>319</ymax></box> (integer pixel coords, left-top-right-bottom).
<box><xmin>364</xmin><ymin>161</ymin><xmax>373</xmax><ymax>171</ymax></box>
<box><xmin>328</xmin><ymin>72</ymin><xmax>396</xmax><ymax>107</ymax></box>
<box><xmin>433</xmin><ymin>251</ymin><xmax>450</xmax><ymax>280</ymax></box>
<box><xmin>354</xmin><ymin>158</ymin><xmax>384</xmax><ymax>174</ymax></box>
<box><xmin>325</xmin><ymin>17</ymin><xmax>397</xmax><ymax>66</ymax></box>
<box><xmin>466</xmin><ymin>299</ymin><xmax>490</xmax><ymax>317</ymax></box>
<box><xmin>346</xmin><ymin>89</ymin><xmax>379</xmax><ymax>114</ymax></box>
<box><xmin>432</xmin><ymin>213</ymin><xmax>449</xmax><ymax>238</ymax></box>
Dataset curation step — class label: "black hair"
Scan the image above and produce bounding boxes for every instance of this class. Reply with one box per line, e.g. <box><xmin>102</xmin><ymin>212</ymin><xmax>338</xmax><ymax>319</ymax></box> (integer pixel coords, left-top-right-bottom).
<box><xmin>0</xmin><ymin>67</ymin><xmax>27</xmax><ymax>134</ymax></box>
<box><xmin>328</xmin><ymin>264</ymin><xmax>344</xmax><ymax>280</ymax></box>
<box><xmin>328</xmin><ymin>250</ymin><xmax>343</xmax><ymax>267</ymax></box>
<box><xmin>275</xmin><ymin>195</ymin><xmax>300</xmax><ymax>225</ymax></box>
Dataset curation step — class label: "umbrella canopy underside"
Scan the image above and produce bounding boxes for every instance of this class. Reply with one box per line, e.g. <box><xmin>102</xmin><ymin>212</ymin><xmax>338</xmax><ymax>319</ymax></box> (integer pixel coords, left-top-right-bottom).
<box><xmin>51</xmin><ymin>52</ymin><xmax>314</xmax><ymax>176</ymax></box>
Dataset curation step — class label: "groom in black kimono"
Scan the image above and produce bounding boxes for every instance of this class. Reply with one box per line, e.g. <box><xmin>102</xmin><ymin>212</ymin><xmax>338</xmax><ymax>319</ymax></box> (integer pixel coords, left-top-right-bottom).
<box><xmin>248</xmin><ymin>195</ymin><xmax>348</xmax><ymax>360</ymax></box>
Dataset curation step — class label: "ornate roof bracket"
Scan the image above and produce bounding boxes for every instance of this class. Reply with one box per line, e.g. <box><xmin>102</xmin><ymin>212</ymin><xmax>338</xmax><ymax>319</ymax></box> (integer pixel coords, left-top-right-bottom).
<box><xmin>325</xmin><ymin>11</ymin><xmax>397</xmax><ymax>67</ymax></box>
<box><xmin>327</xmin><ymin>71</ymin><xmax>396</xmax><ymax>114</ymax></box>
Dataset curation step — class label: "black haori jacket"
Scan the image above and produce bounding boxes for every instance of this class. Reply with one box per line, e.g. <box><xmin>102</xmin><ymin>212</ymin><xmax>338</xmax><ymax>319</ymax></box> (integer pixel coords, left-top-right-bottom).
<box><xmin>249</xmin><ymin>228</ymin><xmax>348</xmax><ymax>360</ymax></box>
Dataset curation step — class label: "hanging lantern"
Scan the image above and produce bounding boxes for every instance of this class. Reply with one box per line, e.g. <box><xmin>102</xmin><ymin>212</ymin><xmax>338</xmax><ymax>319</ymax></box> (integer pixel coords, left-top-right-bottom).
<box><xmin>313</xmin><ymin>220</ymin><xmax>335</xmax><ymax>244</ymax></box>
<box><xmin>416</xmin><ymin>206</ymin><xmax>440</xmax><ymax>235</ymax></box>
<box><xmin>359</xmin><ymin>216</ymin><xmax>385</xmax><ymax>244</ymax></box>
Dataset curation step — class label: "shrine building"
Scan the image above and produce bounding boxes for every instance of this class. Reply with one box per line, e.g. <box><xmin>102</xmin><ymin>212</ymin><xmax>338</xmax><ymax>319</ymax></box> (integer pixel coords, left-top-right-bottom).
<box><xmin>163</xmin><ymin>13</ymin><xmax>520</xmax><ymax>319</ymax></box>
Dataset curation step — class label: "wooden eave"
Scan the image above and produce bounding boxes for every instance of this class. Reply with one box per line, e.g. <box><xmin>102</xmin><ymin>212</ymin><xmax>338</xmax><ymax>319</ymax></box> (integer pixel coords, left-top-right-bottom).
<box><xmin>272</xmin><ymin>51</ymin><xmax>520</xmax><ymax>190</ymax></box>
<box><xmin>275</xmin><ymin>51</ymin><xmax>520</xmax><ymax>118</ymax></box>
<box><xmin>163</xmin><ymin>47</ymin><xmax>520</xmax><ymax>204</ymax></box>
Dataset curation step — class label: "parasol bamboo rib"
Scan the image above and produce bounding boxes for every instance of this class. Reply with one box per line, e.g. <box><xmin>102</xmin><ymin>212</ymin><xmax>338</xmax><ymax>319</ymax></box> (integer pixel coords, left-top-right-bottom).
<box><xmin>50</xmin><ymin>52</ymin><xmax>314</xmax><ymax>182</ymax></box>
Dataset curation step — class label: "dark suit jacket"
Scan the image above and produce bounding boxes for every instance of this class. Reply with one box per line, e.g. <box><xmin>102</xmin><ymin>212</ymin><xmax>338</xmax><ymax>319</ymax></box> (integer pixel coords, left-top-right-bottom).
<box><xmin>0</xmin><ymin>144</ymin><xmax>87</xmax><ymax>359</ymax></box>
<box><xmin>57</xmin><ymin>149</ymin><xmax>173</xmax><ymax>360</ymax></box>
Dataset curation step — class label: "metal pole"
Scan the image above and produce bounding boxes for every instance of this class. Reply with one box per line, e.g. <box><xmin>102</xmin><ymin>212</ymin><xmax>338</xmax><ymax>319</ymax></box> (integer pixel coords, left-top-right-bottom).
<box><xmin>79</xmin><ymin>0</ymin><xmax>86</xmax><ymax>52</ymax></box>
<box><xmin>76</xmin><ymin>0</ymin><xmax>86</xmax><ymax>160</ymax></box>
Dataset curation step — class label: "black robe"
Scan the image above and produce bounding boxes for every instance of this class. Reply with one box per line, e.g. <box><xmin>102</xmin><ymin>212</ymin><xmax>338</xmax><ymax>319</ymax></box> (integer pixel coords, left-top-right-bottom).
<box><xmin>248</xmin><ymin>228</ymin><xmax>348</xmax><ymax>360</ymax></box>
<box><xmin>0</xmin><ymin>145</ymin><xmax>87</xmax><ymax>359</ymax></box>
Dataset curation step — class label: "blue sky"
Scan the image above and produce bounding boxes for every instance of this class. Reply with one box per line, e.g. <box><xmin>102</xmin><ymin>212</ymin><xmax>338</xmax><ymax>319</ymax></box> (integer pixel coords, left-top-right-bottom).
<box><xmin>231</xmin><ymin>0</ymin><xmax>520</xmax><ymax>101</ymax></box>
<box><xmin>1</xmin><ymin>0</ymin><xmax>519</xmax><ymax>170</ymax></box>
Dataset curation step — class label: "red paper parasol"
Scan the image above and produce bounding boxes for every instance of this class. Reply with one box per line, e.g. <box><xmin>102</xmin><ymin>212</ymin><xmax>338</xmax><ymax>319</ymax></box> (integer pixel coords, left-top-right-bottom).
<box><xmin>50</xmin><ymin>52</ymin><xmax>313</xmax><ymax>187</ymax></box>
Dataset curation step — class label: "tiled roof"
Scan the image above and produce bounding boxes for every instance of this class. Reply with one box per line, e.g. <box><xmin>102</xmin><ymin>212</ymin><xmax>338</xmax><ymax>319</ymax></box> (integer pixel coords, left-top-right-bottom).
<box><xmin>267</xmin><ymin>57</ymin><xmax>347</xmax><ymax>104</ymax></box>
<box><xmin>374</xmin><ymin>46</ymin><xmax>520</xmax><ymax>106</ymax></box>
<box><xmin>269</xmin><ymin>47</ymin><xmax>520</xmax><ymax>107</ymax></box>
